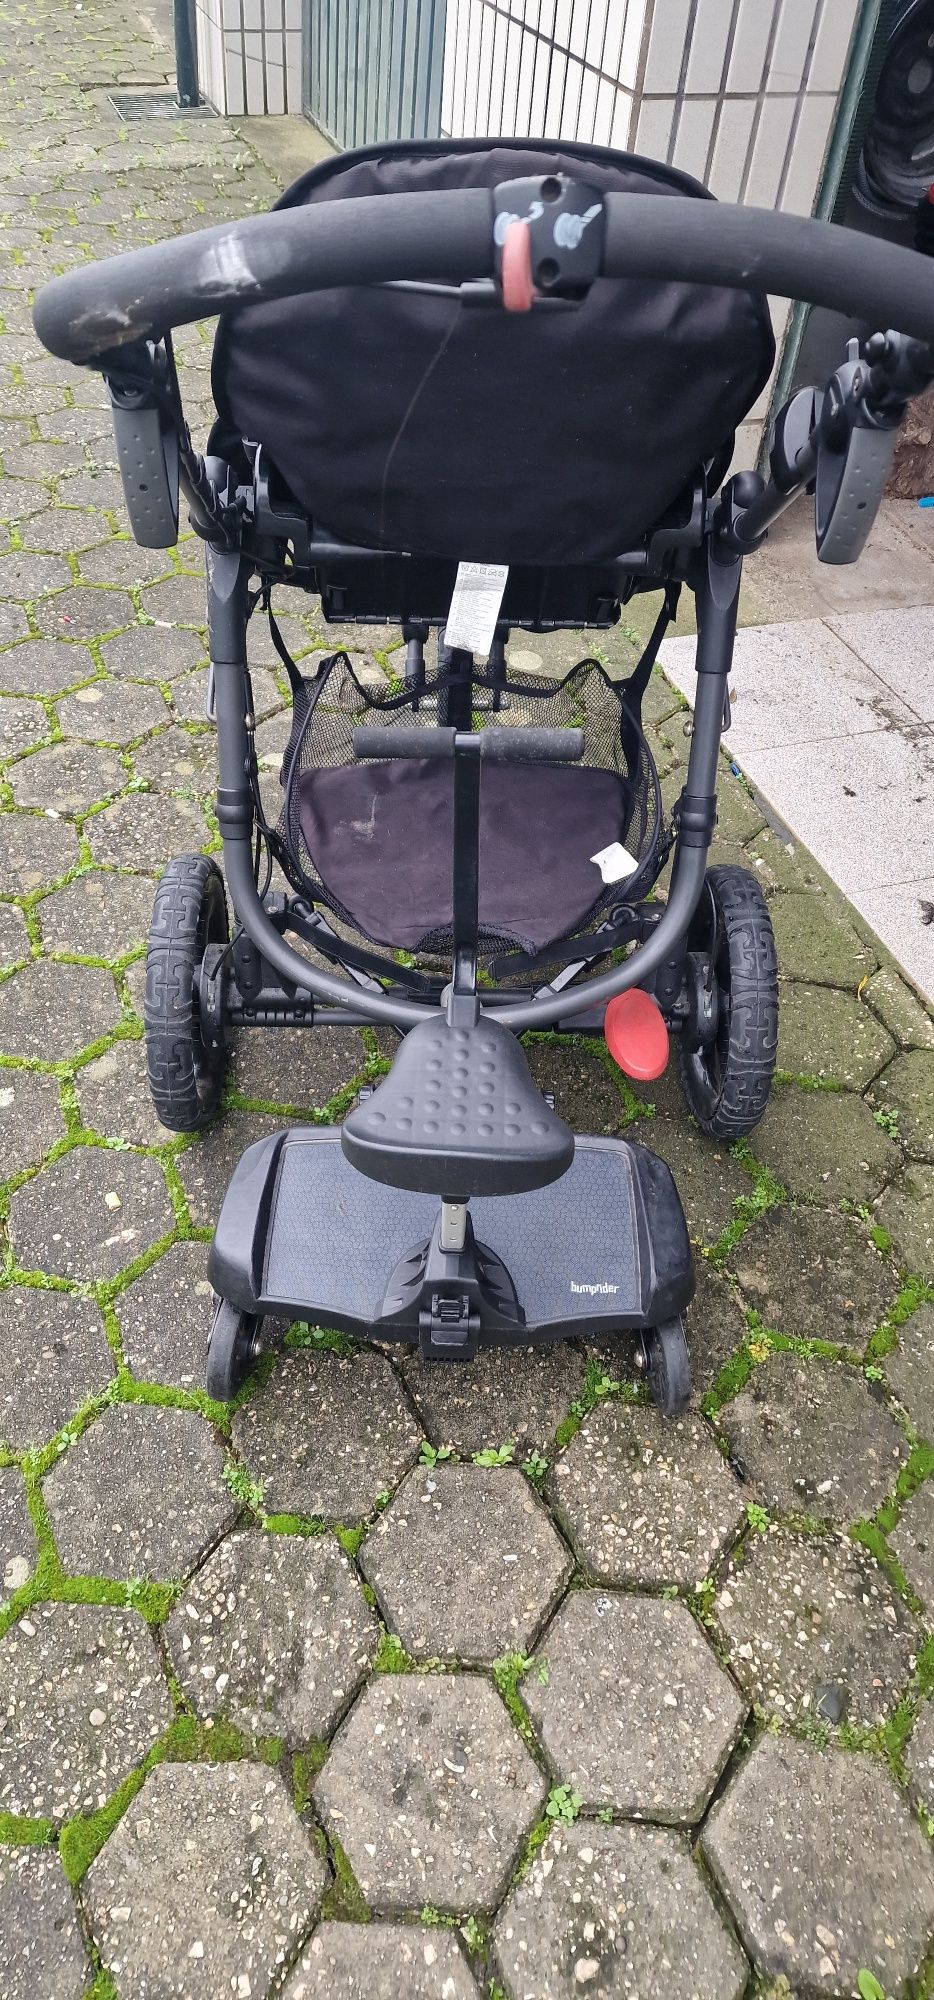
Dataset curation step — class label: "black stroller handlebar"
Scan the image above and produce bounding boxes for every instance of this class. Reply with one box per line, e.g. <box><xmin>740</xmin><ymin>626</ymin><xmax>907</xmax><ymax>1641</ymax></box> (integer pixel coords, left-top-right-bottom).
<box><xmin>32</xmin><ymin>188</ymin><xmax>934</xmax><ymax>364</ymax></box>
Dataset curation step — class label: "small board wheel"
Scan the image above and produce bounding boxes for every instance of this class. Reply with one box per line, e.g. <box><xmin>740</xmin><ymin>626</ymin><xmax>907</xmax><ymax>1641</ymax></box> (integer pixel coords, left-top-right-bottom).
<box><xmin>641</xmin><ymin>1316</ymin><xmax>691</xmax><ymax>1417</ymax></box>
<box><xmin>145</xmin><ymin>853</ymin><xmax>229</xmax><ymax>1133</ymax></box>
<box><xmin>679</xmin><ymin>864</ymin><xmax>778</xmax><ymax>1141</ymax></box>
<box><xmin>206</xmin><ymin>1298</ymin><xmax>262</xmax><ymax>1403</ymax></box>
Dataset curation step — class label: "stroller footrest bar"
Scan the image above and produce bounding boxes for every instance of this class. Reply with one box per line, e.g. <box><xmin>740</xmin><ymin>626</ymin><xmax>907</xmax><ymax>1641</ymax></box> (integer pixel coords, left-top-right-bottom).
<box><xmin>340</xmin><ymin>1015</ymin><xmax>574</xmax><ymax>1198</ymax></box>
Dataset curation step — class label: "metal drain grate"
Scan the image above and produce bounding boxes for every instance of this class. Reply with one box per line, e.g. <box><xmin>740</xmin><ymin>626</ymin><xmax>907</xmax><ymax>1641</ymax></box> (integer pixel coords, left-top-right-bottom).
<box><xmin>108</xmin><ymin>90</ymin><xmax>217</xmax><ymax>120</ymax></box>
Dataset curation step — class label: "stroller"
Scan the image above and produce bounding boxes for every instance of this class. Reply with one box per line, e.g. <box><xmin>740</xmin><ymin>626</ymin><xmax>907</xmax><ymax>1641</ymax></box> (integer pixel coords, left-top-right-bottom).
<box><xmin>34</xmin><ymin>139</ymin><xmax>934</xmax><ymax>1412</ymax></box>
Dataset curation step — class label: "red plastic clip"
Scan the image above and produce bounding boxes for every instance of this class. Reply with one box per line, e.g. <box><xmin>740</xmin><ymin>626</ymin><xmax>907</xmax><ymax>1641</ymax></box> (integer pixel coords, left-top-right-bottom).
<box><xmin>604</xmin><ymin>989</ymin><xmax>670</xmax><ymax>1082</ymax></box>
<box><xmin>500</xmin><ymin>219</ymin><xmax>535</xmax><ymax>313</ymax></box>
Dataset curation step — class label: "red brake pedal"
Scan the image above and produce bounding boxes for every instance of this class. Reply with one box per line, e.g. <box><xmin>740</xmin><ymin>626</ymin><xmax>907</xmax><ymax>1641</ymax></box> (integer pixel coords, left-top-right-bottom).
<box><xmin>604</xmin><ymin>989</ymin><xmax>669</xmax><ymax>1082</ymax></box>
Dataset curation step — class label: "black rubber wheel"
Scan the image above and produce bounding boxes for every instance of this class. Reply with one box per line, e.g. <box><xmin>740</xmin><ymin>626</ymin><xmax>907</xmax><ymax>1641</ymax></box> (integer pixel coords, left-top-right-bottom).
<box><xmin>206</xmin><ymin>1298</ymin><xmax>262</xmax><ymax>1402</ymax></box>
<box><xmin>145</xmin><ymin>853</ymin><xmax>229</xmax><ymax>1133</ymax></box>
<box><xmin>678</xmin><ymin>864</ymin><xmax>778</xmax><ymax>1141</ymax></box>
<box><xmin>641</xmin><ymin>1317</ymin><xmax>692</xmax><ymax>1416</ymax></box>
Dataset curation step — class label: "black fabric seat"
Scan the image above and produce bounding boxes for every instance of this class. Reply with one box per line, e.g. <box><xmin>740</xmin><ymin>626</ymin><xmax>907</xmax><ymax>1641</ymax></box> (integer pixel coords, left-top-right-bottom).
<box><xmin>341</xmin><ymin>1015</ymin><xmax>574</xmax><ymax>1197</ymax></box>
<box><xmin>295</xmin><ymin>757</ymin><xmax>630</xmax><ymax>953</ymax></box>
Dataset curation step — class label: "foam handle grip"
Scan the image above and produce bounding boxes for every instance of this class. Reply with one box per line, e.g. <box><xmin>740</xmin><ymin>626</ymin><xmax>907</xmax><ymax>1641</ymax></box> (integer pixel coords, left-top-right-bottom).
<box><xmin>479</xmin><ymin>728</ymin><xmax>584</xmax><ymax>762</ymax></box>
<box><xmin>353</xmin><ymin>728</ymin><xmax>456</xmax><ymax>759</ymax></box>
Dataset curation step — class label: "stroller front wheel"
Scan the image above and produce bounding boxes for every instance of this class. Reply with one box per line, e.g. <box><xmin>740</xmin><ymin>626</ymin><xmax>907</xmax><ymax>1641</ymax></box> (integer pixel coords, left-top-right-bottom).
<box><xmin>678</xmin><ymin>864</ymin><xmax>778</xmax><ymax>1141</ymax></box>
<box><xmin>145</xmin><ymin>852</ymin><xmax>229</xmax><ymax>1132</ymax></box>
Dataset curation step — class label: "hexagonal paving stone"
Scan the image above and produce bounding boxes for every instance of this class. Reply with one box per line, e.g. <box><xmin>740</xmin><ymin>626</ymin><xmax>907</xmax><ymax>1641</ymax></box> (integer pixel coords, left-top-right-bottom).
<box><xmin>230</xmin><ymin>1022</ymin><xmax>366</xmax><ymax>1110</ymax></box>
<box><xmin>232</xmin><ymin>1350</ymin><xmax>421</xmax><ymax>1521</ymax></box>
<box><xmin>752</xmin><ymin>1084</ymin><xmax>900</xmax><ymax>1205</ymax></box>
<box><xmin>403</xmin><ymin>1342</ymin><xmax>585</xmax><ymax>1457</ymax></box>
<box><xmin>0</xmin><ymin>1846</ymin><xmax>90</xmax><ymax>2000</ymax></box>
<box><xmin>0</xmin><ymin>958</ymin><xmax>120</xmax><ymax>1060</ymax></box>
<box><xmin>57</xmin><ymin>674</ymin><xmax>169</xmax><ymax>743</ymax></box>
<box><xmin>283</xmin><ymin>1920</ymin><xmax>481</xmax><ymax>1999</ymax></box>
<box><xmin>777</xmin><ymin>984</ymin><xmax>895</xmax><ymax>1087</ymax></box>
<box><xmin>524</xmin><ymin>1588</ymin><xmax>745</xmax><ymax>1823</ymax></box>
<box><xmin>493</xmin><ymin>1822</ymin><xmax>748</xmax><ymax>2000</ymax></box>
<box><xmin>9</xmin><ymin>1145</ymin><xmax>174</xmax><ymax>1282</ymax></box>
<box><xmin>9</xmin><ymin>741</ymin><xmax>124</xmax><ymax>813</ymax></box>
<box><xmin>316</xmin><ymin>1673</ymin><xmax>546</xmax><ymax>1912</ymax></box>
<box><xmin>132</xmin><ymin>723</ymin><xmax>215</xmax><ymax>794</ymax></box>
<box><xmin>116</xmin><ymin>1239</ymin><xmax>214</xmax><ymax>1388</ymax></box>
<box><xmin>891</xmin><ymin>1481</ymin><xmax>934</xmax><ymax>1608</ymax></box>
<box><xmin>715</xmin><ymin>1525</ymin><xmax>917</xmax><ymax>1726</ymax></box>
<box><xmin>44</xmin><ymin>1402</ymin><xmax>237</xmax><ymax>1582</ymax></box>
<box><xmin>86</xmin><ymin>1762</ymin><xmax>326</xmax><ymax>1993</ymax></box>
<box><xmin>636</xmin><ymin>1114</ymin><xmax>754</xmax><ymax>1246</ymax></box>
<box><xmin>0</xmin><ymin>1601</ymin><xmax>171</xmax><ymax>1819</ymax></box>
<box><xmin>138</xmin><ymin>572</ymin><xmax>207</xmax><ymax>628</ymax></box>
<box><xmin>361</xmin><ymin>1464</ymin><xmax>571</xmax><ymax>1662</ymax></box>
<box><xmin>165</xmin><ymin>1528</ymin><xmax>377</xmax><ymax>1744</ymax></box>
<box><xmin>88</xmin><ymin>790</ymin><xmax>208</xmax><ymax>868</ymax></box>
<box><xmin>35</xmin><ymin>586</ymin><xmax>132</xmax><ymax>641</ymax></box>
<box><xmin>0</xmin><ymin>602</ymin><xmax>28</xmax><ymax>646</ymax></box>
<box><xmin>718</xmin><ymin>1352</ymin><xmax>907</xmax><ymax>1523</ymax></box>
<box><xmin>0</xmin><ymin>693</ymin><xmax>48</xmax><ymax>758</ymax></box>
<box><xmin>873</xmin><ymin>1049</ymin><xmax>934</xmax><ymax>1161</ymax></box>
<box><xmin>39</xmin><ymin>868</ymin><xmax>155</xmax><ymax>959</ymax></box>
<box><xmin>0</xmin><ymin>1286</ymin><xmax>112</xmax><ymax>1449</ymax></box>
<box><xmin>177</xmin><ymin>1107</ymin><xmax>299</xmax><ymax>1225</ymax></box>
<box><xmin>551</xmin><ymin>1400</ymin><xmax>745</xmax><ymax>1588</ymax></box>
<box><xmin>0</xmin><ymin>1062</ymin><xmax>63</xmax><ymax>1179</ymax></box>
<box><xmin>101</xmin><ymin>622</ymin><xmax>206</xmax><ymax>681</ymax></box>
<box><xmin>728</xmin><ymin>1205</ymin><xmax>896</xmax><ymax>1347</ymax></box>
<box><xmin>77</xmin><ymin>1036</ymin><xmax>168</xmax><ymax>1145</ymax></box>
<box><xmin>770</xmin><ymin>891</ymin><xmax>877</xmax><ymax>986</ymax></box>
<box><xmin>701</xmin><ymin>1735</ymin><xmax>934</xmax><ymax>1996</ymax></box>
<box><xmin>77</xmin><ymin>541</ymin><xmax>172</xmax><ymax>588</ymax></box>
<box><xmin>885</xmin><ymin>1302</ymin><xmax>934</xmax><ymax>1437</ymax></box>
<box><xmin>865</xmin><ymin>966</ymin><xmax>934</xmax><ymax>1050</ymax></box>
<box><xmin>17</xmin><ymin>505</ymin><xmax>109</xmax><ymax>555</ymax></box>
<box><xmin>0</xmin><ymin>809</ymin><xmax>78</xmax><ymax>891</ymax></box>
<box><xmin>525</xmin><ymin>1040</ymin><xmax>625</xmax><ymax>1134</ymax></box>
<box><xmin>1</xmin><ymin>1466</ymin><xmax>35</xmax><ymax>1605</ymax></box>
<box><xmin>670</xmin><ymin>1259</ymin><xmax>750</xmax><ymax>1398</ymax></box>
<box><xmin>0</xmin><ymin>637</ymin><xmax>94</xmax><ymax>697</ymax></box>
<box><xmin>0</xmin><ymin>896</ymin><xmax>28</xmax><ymax>968</ymax></box>
<box><xmin>908</xmin><ymin>1699</ymin><xmax>934</xmax><ymax>1813</ymax></box>
<box><xmin>875</xmin><ymin>1160</ymin><xmax>934</xmax><ymax>1277</ymax></box>
<box><xmin>0</xmin><ymin>550</ymin><xmax>71</xmax><ymax>596</ymax></box>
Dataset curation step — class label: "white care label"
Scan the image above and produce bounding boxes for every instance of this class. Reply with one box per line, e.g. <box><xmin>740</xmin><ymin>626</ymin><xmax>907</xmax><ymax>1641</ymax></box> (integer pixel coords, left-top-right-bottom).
<box><xmin>591</xmin><ymin>841</ymin><xmax>639</xmax><ymax>884</ymax></box>
<box><xmin>444</xmin><ymin>562</ymin><xmax>509</xmax><ymax>655</ymax></box>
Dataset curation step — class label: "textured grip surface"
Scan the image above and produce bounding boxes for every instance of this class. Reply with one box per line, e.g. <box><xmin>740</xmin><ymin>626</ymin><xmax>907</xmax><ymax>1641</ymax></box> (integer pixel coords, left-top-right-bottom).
<box><xmin>112</xmin><ymin>403</ymin><xmax>179</xmax><ymax>548</ymax></box>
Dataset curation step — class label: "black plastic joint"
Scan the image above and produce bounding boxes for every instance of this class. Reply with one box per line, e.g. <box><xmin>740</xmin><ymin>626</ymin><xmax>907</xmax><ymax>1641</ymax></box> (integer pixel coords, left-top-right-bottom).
<box><xmin>493</xmin><ymin>174</ymin><xmax>605</xmax><ymax>295</ymax></box>
<box><xmin>674</xmin><ymin>790</ymin><xmax>718</xmax><ymax>846</ymax></box>
<box><xmin>215</xmin><ymin>785</ymin><xmax>253</xmax><ymax>837</ymax></box>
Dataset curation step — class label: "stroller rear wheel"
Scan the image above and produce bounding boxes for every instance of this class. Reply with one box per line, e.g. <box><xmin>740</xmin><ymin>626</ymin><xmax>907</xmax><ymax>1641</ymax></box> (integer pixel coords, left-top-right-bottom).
<box><xmin>641</xmin><ymin>1316</ymin><xmax>691</xmax><ymax>1416</ymax></box>
<box><xmin>145</xmin><ymin>853</ymin><xmax>229</xmax><ymax>1132</ymax></box>
<box><xmin>678</xmin><ymin>864</ymin><xmax>778</xmax><ymax>1141</ymax></box>
<box><xmin>206</xmin><ymin>1297</ymin><xmax>263</xmax><ymax>1402</ymax></box>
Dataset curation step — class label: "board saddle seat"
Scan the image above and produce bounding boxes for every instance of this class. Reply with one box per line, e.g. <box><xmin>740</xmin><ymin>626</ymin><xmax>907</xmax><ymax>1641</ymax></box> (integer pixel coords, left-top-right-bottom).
<box><xmin>341</xmin><ymin>1014</ymin><xmax>574</xmax><ymax>1198</ymax></box>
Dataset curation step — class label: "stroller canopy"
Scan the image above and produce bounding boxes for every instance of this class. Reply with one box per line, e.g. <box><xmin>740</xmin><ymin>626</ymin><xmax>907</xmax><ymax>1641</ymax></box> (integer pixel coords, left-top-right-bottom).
<box><xmin>213</xmin><ymin>139</ymin><xmax>775</xmax><ymax>568</ymax></box>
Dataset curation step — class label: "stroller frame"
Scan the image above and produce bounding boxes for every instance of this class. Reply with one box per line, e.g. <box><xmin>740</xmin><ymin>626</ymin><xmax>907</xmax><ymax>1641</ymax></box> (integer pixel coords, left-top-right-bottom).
<box><xmin>32</xmin><ymin>160</ymin><xmax>934</xmax><ymax>1408</ymax></box>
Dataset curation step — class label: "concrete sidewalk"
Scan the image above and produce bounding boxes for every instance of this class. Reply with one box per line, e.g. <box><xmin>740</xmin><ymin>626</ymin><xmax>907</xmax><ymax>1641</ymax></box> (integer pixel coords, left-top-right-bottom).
<box><xmin>0</xmin><ymin>5</ymin><xmax>934</xmax><ymax>1997</ymax></box>
<box><xmin>664</xmin><ymin>499</ymin><xmax>934</xmax><ymax>1002</ymax></box>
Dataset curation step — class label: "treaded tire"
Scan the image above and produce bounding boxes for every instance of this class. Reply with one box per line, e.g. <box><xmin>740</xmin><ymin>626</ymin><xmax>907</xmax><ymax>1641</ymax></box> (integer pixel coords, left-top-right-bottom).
<box><xmin>145</xmin><ymin>853</ymin><xmax>229</xmax><ymax>1133</ymax></box>
<box><xmin>642</xmin><ymin>1316</ymin><xmax>691</xmax><ymax>1416</ymax></box>
<box><xmin>678</xmin><ymin>864</ymin><xmax>778</xmax><ymax>1141</ymax></box>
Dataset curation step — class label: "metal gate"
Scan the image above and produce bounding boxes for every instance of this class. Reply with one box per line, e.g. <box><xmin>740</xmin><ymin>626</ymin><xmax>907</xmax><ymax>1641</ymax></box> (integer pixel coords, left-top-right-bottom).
<box><xmin>306</xmin><ymin>0</ymin><xmax>446</xmax><ymax>150</ymax></box>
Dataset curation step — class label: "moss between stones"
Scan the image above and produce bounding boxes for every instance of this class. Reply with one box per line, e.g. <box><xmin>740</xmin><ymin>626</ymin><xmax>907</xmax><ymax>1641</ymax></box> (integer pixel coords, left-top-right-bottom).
<box><xmin>0</xmin><ymin>1810</ymin><xmax>55</xmax><ymax>1846</ymax></box>
<box><xmin>492</xmin><ymin>1654</ymin><xmax>538</xmax><ymax>1754</ymax></box>
<box><xmin>292</xmin><ymin>1740</ymin><xmax>328</xmax><ymax>1812</ymax></box>
<box><xmin>319</xmin><ymin>1832</ymin><xmax>370</xmax><ymax>1924</ymax></box>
